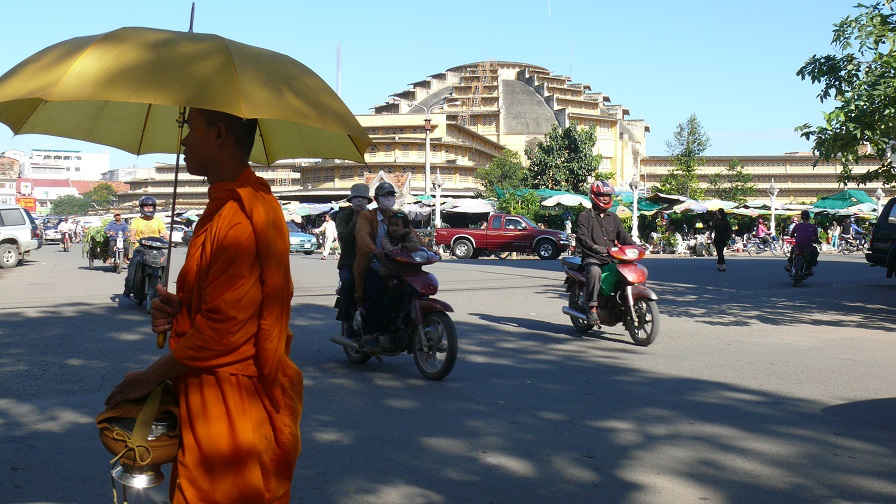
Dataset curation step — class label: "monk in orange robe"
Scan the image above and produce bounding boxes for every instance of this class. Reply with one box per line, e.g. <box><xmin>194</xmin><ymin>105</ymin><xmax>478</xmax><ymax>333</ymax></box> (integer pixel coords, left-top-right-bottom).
<box><xmin>106</xmin><ymin>108</ymin><xmax>303</xmax><ymax>503</ymax></box>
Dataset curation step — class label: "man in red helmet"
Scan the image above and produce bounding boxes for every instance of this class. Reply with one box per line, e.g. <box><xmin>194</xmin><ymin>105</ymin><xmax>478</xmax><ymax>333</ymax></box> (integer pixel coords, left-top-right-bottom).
<box><xmin>576</xmin><ymin>180</ymin><xmax>635</xmax><ymax>323</ymax></box>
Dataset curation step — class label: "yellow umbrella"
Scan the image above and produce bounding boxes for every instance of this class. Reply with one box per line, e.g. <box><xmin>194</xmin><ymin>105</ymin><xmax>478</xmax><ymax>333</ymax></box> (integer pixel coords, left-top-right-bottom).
<box><xmin>0</xmin><ymin>26</ymin><xmax>370</xmax><ymax>165</ymax></box>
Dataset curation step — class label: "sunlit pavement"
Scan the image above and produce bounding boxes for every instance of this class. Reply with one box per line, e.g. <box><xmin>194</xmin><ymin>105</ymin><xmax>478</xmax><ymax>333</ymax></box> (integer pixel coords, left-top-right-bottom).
<box><xmin>1</xmin><ymin>246</ymin><xmax>894</xmax><ymax>503</ymax></box>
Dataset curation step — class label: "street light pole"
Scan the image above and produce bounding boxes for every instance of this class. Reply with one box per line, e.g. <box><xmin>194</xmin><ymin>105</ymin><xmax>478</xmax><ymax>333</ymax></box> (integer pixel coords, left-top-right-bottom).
<box><xmin>397</xmin><ymin>98</ymin><xmax>456</xmax><ymax>196</ymax></box>
<box><xmin>629</xmin><ymin>175</ymin><xmax>641</xmax><ymax>243</ymax></box>
<box><xmin>876</xmin><ymin>187</ymin><xmax>885</xmax><ymax>215</ymax></box>
<box><xmin>433</xmin><ymin>170</ymin><xmax>444</xmax><ymax>228</ymax></box>
<box><xmin>768</xmin><ymin>179</ymin><xmax>779</xmax><ymax>237</ymax></box>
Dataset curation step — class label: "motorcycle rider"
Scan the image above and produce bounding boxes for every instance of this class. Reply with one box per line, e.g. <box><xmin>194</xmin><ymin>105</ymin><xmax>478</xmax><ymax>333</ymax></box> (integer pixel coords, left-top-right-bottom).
<box><xmin>784</xmin><ymin>210</ymin><xmax>821</xmax><ymax>275</ymax></box>
<box><xmin>123</xmin><ymin>196</ymin><xmax>169</xmax><ymax>298</ymax></box>
<box><xmin>844</xmin><ymin>217</ymin><xmax>865</xmax><ymax>247</ymax></box>
<box><xmin>353</xmin><ymin>181</ymin><xmax>424</xmax><ymax>350</ymax></box>
<box><xmin>755</xmin><ymin>218</ymin><xmax>771</xmax><ymax>248</ymax></box>
<box><xmin>56</xmin><ymin>218</ymin><xmax>72</xmax><ymax>250</ymax></box>
<box><xmin>335</xmin><ymin>182</ymin><xmax>373</xmax><ymax>337</ymax></box>
<box><xmin>786</xmin><ymin>216</ymin><xmax>798</xmax><ymax>235</ymax></box>
<box><xmin>576</xmin><ymin>180</ymin><xmax>635</xmax><ymax>323</ymax></box>
<box><xmin>104</xmin><ymin>213</ymin><xmax>130</xmax><ymax>264</ymax></box>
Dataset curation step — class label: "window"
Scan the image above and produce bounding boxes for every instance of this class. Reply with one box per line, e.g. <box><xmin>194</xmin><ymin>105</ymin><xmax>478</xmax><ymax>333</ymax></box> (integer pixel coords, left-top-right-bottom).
<box><xmin>505</xmin><ymin>218</ymin><xmax>523</xmax><ymax>230</ymax></box>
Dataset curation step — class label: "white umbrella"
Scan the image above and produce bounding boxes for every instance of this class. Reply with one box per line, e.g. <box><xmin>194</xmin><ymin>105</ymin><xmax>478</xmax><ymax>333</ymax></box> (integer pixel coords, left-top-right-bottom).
<box><xmin>541</xmin><ymin>193</ymin><xmax>592</xmax><ymax>208</ymax></box>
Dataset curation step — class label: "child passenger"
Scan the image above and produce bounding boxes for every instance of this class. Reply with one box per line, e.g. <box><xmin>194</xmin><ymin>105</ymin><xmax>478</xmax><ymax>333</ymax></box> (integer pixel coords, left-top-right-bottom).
<box><xmin>373</xmin><ymin>212</ymin><xmax>428</xmax><ymax>277</ymax></box>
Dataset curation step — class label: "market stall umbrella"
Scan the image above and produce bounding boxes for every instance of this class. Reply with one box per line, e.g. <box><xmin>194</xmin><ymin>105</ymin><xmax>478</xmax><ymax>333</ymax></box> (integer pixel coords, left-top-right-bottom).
<box><xmin>0</xmin><ymin>26</ymin><xmax>371</xmax><ymax>165</ymax></box>
<box><xmin>811</xmin><ymin>189</ymin><xmax>877</xmax><ymax>210</ymax></box>
<box><xmin>541</xmin><ymin>193</ymin><xmax>592</xmax><ymax>208</ymax></box>
<box><xmin>701</xmin><ymin>199</ymin><xmax>738</xmax><ymax>211</ymax></box>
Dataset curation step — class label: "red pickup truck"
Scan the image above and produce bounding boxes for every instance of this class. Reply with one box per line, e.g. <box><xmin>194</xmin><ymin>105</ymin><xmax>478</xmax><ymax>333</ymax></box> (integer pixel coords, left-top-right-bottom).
<box><xmin>435</xmin><ymin>214</ymin><xmax>570</xmax><ymax>260</ymax></box>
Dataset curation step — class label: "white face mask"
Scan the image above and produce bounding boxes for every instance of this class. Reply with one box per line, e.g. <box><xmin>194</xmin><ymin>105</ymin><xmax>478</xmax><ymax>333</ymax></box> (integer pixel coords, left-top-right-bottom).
<box><xmin>377</xmin><ymin>196</ymin><xmax>396</xmax><ymax>210</ymax></box>
<box><xmin>350</xmin><ymin>197</ymin><xmax>368</xmax><ymax>211</ymax></box>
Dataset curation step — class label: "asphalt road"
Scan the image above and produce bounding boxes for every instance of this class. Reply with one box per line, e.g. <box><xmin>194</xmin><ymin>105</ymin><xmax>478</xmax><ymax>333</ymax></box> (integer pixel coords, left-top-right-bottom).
<box><xmin>1</xmin><ymin>244</ymin><xmax>895</xmax><ymax>503</ymax></box>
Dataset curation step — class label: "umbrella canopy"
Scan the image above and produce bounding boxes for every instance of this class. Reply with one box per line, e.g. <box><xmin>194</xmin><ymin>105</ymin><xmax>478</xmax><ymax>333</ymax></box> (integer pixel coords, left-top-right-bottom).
<box><xmin>541</xmin><ymin>193</ymin><xmax>592</xmax><ymax>208</ymax></box>
<box><xmin>442</xmin><ymin>198</ymin><xmax>495</xmax><ymax>214</ymax></box>
<box><xmin>810</xmin><ymin>189</ymin><xmax>877</xmax><ymax>210</ymax></box>
<box><xmin>701</xmin><ymin>199</ymin><xmax>738</xmax><ymax>211</ymax></box>
<box><xmin>672</xmin><ymin>200</ymin><xmax>709</xmax><ymax>214</ymax></box>
<box><xmin>0</xmin><ymin>27</ymin><xmax>370</xmax><ymax>165</ymax></box>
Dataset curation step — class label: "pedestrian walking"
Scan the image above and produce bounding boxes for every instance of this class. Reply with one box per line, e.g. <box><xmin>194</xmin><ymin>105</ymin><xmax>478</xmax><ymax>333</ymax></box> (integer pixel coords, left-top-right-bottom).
<box><xmin>712</xmin><ymin>208</ymin><xmax>732</xmax><ymax>271</ymax></box>
<box><xmin>315</xmin><ymin>213</ymin><xmax>337</xmax><ymax>259</ymax></box>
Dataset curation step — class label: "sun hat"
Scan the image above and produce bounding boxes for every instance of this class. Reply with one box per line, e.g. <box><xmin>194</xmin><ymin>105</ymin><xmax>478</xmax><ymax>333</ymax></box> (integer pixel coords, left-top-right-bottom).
<box><xmin>348</xmin><ymin>183</ymin><xmax>372</xmax><ymax>203</ymax></box>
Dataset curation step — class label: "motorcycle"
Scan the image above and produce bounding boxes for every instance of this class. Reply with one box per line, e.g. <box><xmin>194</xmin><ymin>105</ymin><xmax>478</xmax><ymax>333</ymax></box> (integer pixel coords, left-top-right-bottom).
<box><xmin>61</xmin><ymin>231</ymin><xmax>71</xmax><ymax>252</ymax></box>
<box><xmin>112</xmin><ymin>232</ymin><xmax>125</xmax><ymax>275</ymax></box>
<box><xmin>125</xmin><ymin>236</ymin><xmax>169</xmax><ymax>313</ymax></box>
<box><xmin>789</xmin><ymin>246</ymin><xmax>812</xmax><ymax>287</ymax></box>
<box><xmin>839</xmin><ymin>234</ymin><xmax>864</xmax><ymax>254</ymax></box>
<box><xmin>561</xmin><ymin>245</ymin><xmax>660</xmax><ymax>346</ymax></box>
<box><xmin>330</xmin><ymin>248</ymin><xmax>458</xmax><ymax>380</ymax></box>
<box><xmin>745</xmin><ymin>234</ymin><xmax>782</xmax><ymax>256</ymax></box>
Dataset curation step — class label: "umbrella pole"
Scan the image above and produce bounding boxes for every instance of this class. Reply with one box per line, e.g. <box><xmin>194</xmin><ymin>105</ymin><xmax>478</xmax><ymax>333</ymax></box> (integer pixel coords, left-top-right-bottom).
<box><xmin>157</xmin><ymin>107</ymin><xmax>187</xmax><ymax>349</ymax></box>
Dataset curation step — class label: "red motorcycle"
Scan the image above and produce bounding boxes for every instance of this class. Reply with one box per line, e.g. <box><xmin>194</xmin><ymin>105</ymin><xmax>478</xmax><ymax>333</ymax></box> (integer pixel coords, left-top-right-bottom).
<box><xmin>331</xmin><ymin>248</ymin><xmax>458</xmax><ymax>380</ymax></box>
<box><xmin>561</xmin><ymin>245</ymin><xmax>660</xmax><ymax>346</ymax></box>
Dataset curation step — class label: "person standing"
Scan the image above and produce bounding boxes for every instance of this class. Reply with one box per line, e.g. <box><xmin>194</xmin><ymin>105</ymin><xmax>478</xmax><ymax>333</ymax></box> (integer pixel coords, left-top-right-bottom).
<box><xmin>830</xmin><ymin>220</ymin><xmax>841</xmax><ymax>250</ymax></box>
<box><xmin>314</xmin><ymin>213</ymin><xmax>338</xmax><ymax>260</ymax></box>
<box><xmin>106</xmin><ymin>108</ymin><xmax>303</xmax><ymax>503</ymax></box>
<box><xmin>335</xmin><ymin>183</ymin><xmax>372</xmax><ymax>337</ymax></box>
<box><xmin>712</xmin><ymin>208</ymin><xmax>733</xmax><ymax>272</ymax></box>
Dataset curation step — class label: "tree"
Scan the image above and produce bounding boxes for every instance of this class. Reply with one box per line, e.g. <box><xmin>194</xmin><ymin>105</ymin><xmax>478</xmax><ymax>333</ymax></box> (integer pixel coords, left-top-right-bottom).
<box><xmin>474</xmin><ymin>149</ymin><xmax>527</xmax><ymax>199</ymax></box>
<box><xmin>496</xmin><ymin>190</ymin><xmax>542</xmax><ymax>221</ymax></box>
<box><xmin>796</xmin><ymin>0</ymin><xmax>896</xmax><ymax>185</ymax></box>
<box><xmin>524</xmin><ymin>124</ymin><xmax>604</xmax><ymax>193</ymax></box>
<box><xmin>51</xmin><ymin>194</ymin><xmax>90</xmax><ymax>215</ymax></box>
<box><xmin>657</xmin><ymin>114</ymin><xmax>710</xmax><ymax>200</ymax></box>
<box><xmin>706</xmin><ymin>158</ymin><xmax>756</xmax><ymax>203</ymax></box>
<box><xmin>82</xmin><ymin>182</ymin><xmax>117</xmax><ymax>208</ymax></box>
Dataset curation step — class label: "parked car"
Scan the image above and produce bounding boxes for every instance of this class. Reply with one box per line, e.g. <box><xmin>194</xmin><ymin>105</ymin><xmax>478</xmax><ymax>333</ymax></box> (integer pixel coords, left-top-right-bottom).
<box><xmin>0</xmin><ymin>204</ymin><xmax>43</xmax><ymax>268</ymax></box>
<box><xmin>40</xmin><ymin>215</ymin><xmax>65</xmax><ymax>242</ymax></box>
<box><xmin>181</xmin><ymin>228</ymin><xmax>193</xmax><ymax>247</ymax></box>
<box><xmin>866</xmin><ymin>197</ymin><xmax>896</xmax><ymax>279</ymax></box>
<box><xmin>434</xmin><ymin>214</ymin><xmax>570</xmax><ymax>260</ymax></box>
<box><xmin>166</xmin><ymin>224</ymin><xmax>187</xmax><ymax>247</ymax></box>
<box><xmin>287</xmin><ymin>221</ymin><xmax>317</xmax><ymax>255</ymax></box>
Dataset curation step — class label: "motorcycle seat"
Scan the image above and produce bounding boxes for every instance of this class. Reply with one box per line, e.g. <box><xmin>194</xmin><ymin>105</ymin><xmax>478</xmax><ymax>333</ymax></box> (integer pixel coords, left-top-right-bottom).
<box><xmin>561</xmin><ymin>256</ymin><xmax>582</xmax><ymax>270</ymax></box>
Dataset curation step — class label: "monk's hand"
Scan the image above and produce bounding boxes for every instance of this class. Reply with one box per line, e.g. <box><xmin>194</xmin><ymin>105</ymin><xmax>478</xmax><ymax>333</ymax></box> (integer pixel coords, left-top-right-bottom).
<box><xmin>105</xmin><ymin>370</ymin><xmax>156</xmax><ymax>407</ymax></box>
<box><xmin>151</xmin><ymin>285</ymin><xmax>181</xmax><ymax>334</ymax></box>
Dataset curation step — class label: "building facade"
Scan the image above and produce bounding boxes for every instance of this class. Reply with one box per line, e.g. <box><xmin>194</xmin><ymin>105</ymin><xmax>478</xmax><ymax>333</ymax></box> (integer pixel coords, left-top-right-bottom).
<box><xmin>639</xmin><ymin>153</ymin><xmax>887</xmax><ymax>203</ymax></box>
<box><xmin>17</xmin><ymin>149</ymin><xmax>110</xmax><ymax>181</ymax></box>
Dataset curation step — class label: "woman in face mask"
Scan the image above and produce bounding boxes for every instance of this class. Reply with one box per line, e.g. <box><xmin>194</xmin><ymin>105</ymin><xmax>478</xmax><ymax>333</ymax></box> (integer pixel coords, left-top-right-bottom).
<box><xmin>352</xmin><ymin>182</ymin><xmax>426</xmax><ymax>350</ymax></box>
<box><xmin>336</xmin><ymin>183</ymin><xmax>373</xmax><ymax>336</ymax></box>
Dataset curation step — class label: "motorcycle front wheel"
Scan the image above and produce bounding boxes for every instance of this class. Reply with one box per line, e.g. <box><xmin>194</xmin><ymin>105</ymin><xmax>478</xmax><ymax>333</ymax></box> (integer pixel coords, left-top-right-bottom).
<box><xmin>626</xmin><ymin>298</ymin><xmax>660</xmax><ymax>346</ymax></box>
<box><xmin>770</xmin><ymin>242</ymin><xmax>781</xmax><ymax>256</ymax></box>
<box><xmin>115</xmin><ymin>253</ymin><xmax>122</xmax><ymax>275</ymax></box>
<box><xmin>568</xmin><ymin>285</ymin><xmax>594</xmax><ymax>332</ymax></box>
<box><xmin>145</xmin><ymin>274</ymin><xmax>159</xmax><ymax>313</ymax></box>
<box><xmin>414</xmin><ymin>311</ymin><xmax>458</xmax><ymax>380</ymax></box>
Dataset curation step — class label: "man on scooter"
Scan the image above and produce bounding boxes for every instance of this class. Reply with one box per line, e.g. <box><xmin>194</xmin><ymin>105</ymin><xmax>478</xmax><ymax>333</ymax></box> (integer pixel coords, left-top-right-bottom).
<box><xmin>576</xmin><ymin>180</ymin><xmax>635</xmax><ymax>323</ymax></box>
<box><xmin>336</xmin><ymin>182</ymin><xmax>373</xmax><ymax>336</ymax></box>
<box><xmin>123</xmin><ymin>196</ymin><xmax>168</xmax><ymax>298</ymax></box>
<box><xmin>784</xmin><ymin>210</ymin><xmax>821</xmax><ymax>275</ymax></box>
<box><xmin>104</xmin><ymin>213</ymin><xmax>130</xmax><ymax>264</ymax></box>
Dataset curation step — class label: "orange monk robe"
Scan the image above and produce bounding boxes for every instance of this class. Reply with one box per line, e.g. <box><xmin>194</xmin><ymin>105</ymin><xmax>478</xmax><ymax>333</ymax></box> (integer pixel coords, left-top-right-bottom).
<box><xmin>353</xmin><ymin>208</ymin><xmax>424</xmax><ymax>298</ymax></box>
<box><xmin>168</xmin><ymin>168</ymin><xmax>303</xmax><ymax>503</ymax></box>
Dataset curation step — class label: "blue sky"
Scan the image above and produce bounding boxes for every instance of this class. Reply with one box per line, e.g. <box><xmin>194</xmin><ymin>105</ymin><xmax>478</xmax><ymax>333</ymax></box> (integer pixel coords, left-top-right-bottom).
<box><xmin>0</xmin><ymin>0</ymin><xmax>861</xmax><ymax>169</ymax></box>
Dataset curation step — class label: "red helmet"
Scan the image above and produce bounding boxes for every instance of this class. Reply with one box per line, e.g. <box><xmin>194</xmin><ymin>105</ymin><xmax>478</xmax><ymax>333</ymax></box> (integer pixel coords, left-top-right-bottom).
<box><xmin>758</xmin><ymin>218</ymin><xmax>764</xmax><ymax>224</ymax></box>
<box><xmin>589</xmin><ymin>180</ymin><xmax>615</xmax><ymax>209</ymax></box>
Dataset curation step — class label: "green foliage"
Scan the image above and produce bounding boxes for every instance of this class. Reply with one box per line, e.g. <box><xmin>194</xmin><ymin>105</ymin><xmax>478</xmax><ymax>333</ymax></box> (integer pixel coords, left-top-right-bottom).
<box><xmin>706</xmin><ymin>158</ymin><xmax>756</xmax><ymax>203</ymax></box>
<box><xmin>496</xmin><ymin>190</ymin><xmax>542</xmax><ymax>220</ymax></box>
<box><xmin>524</xmin><ymin>124</ymin><xmax>604</xmax><ymax>193</ymax></box>
<box><xmin>657</xmin><ymin>114</ymin><xmax>710</xmax><ymax>199</ymax></box>
<box><xmin>82</xmin><ymin>219</ymin><xmax>112</xmax><ymax>261</ymax></box>
<box><xmin>83</xmin><ymin>182</ymin><xmax>116</xmax><ymax>209</ymax></box>
<box><xmin>51</xmin><ymin>194</ymin><xmax>90</xmax><ymax>215</ymax></box>
<box><xmin>474</xmin><ymin>149</ymin><xmax>527</xmax><ymax>199</ymax></box>
<box><xmin>796</xmin><ymin>1</ymin><xmax>896</xmax><ymax>185</ymax></box>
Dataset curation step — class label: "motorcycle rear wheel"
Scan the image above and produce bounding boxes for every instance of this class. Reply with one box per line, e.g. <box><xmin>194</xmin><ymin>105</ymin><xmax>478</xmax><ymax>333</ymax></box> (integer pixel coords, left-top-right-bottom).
<box><xmin>626</xmin><ymin>298</ymin><xmax>660</xmax><ymax>346</ymax></box>
<box><xmin>414</xmin><ymin>311</ymin><xmax>457</xmax><ymax>380</ymax></box>
<box><xmin>87</xmin><ymin>248</ymin><xmax>95</xmax><ymax>269</ymax></box>
<box><xmin>342</xmin><ymin>323</ymin><xmax>371</xmax><ymax>364</ymax></box>
<box><xmin>568</xmin><ymin>286</ymin><xmax>594</xmax><ymax>332</ymax></box>
<box><xmin>746</xmin><ymin>243</ymin><xmax>757</xmax><ymax>256</ymax></box>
